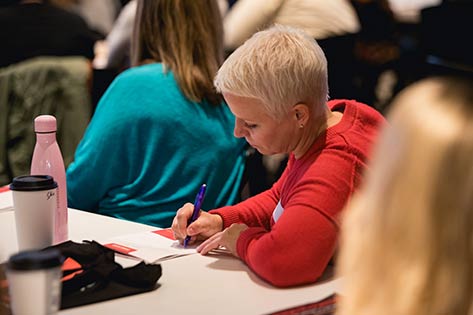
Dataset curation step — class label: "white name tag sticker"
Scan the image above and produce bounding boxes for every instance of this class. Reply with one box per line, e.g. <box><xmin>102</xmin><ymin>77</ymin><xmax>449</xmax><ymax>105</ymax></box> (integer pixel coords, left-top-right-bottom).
<box><xmin>272</xmin><ymin>200</ymin><xmax>284</xmax><ymax>222</ymax></box>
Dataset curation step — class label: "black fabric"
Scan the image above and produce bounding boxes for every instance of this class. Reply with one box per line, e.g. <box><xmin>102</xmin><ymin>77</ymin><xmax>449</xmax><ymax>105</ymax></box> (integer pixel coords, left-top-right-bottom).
<box><xmin>44</xmin><ymin>240</ymin><xmax>162</xmax><ymax>310</ymax></box>
<box><xmin>421</xmin><ymin>2</ymin><xmax>473</xmax><ymax>72</ymax></box>
<box><xmin>318</xmin><ymin>34</ymin><xmax>357</xmax><ymax>100</ymax></box>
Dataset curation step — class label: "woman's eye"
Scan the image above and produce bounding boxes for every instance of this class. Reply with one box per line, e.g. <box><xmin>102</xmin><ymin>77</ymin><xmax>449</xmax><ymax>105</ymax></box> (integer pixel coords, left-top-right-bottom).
<box><xmin>245</xmin><ymin>123</ymin><xmax>258</xmax><ymax>129</ymax></box>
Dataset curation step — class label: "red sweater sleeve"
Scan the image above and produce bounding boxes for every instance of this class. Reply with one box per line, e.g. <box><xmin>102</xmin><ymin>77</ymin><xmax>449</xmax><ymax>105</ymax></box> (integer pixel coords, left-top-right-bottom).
<box><xmin>236</xmin><ymin>149</ymin><xmax>355</xmax><ymax>287</ymax></box>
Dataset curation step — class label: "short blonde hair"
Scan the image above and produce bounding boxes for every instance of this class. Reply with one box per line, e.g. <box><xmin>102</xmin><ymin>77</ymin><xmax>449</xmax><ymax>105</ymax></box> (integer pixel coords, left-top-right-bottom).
<box><xmin>337</xmin><ymin>77</ymin><xmax>473</xmax><ymax>315</ymax></box>
<box><xmin>214</xmin><ymin>25</ymin><xmax>328</xmax><ymax>120</ymax></box>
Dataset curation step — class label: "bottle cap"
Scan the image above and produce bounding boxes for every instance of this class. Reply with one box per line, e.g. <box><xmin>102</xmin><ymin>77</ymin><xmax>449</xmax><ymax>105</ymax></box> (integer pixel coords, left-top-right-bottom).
<box><xmin>10</xmin><ymin>175</ymin><xmax>58</xmax><ymax>191</ymax></box>
<box><xmin>34</xmin><ymin>115</ymin><xmax>57</xmax><ymax>133</ymax></box>
<box><xmin>7</xmin><ymin>249</ymin><xmax>63</xmax><ymax>271</ymax></box>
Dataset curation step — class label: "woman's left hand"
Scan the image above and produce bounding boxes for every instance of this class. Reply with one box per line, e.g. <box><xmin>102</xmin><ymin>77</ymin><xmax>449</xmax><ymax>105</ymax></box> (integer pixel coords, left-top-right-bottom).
<box><xmin>196</xmin><ymin>223</ymin><xmax>248</xmax><ymax>257</ymax></box>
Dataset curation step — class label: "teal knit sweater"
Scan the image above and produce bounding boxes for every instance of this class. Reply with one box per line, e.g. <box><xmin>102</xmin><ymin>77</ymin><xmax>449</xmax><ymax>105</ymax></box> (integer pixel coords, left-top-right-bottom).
<box><xmin>66</xmin><ymin>63</ymin><xmax>247</xmax><ymax>227</ymax></box>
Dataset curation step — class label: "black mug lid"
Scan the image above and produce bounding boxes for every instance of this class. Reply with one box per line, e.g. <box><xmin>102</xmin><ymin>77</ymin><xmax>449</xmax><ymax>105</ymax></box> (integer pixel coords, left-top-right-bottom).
<box><xmin>9</xmin><ymin>175</ymin><xmax>57</xmax><ymax>191</ymax></box>
<box><xmin>7</xmin><ymin>249</ymin><xmax>63</xmax><ymax>271</ymax></box>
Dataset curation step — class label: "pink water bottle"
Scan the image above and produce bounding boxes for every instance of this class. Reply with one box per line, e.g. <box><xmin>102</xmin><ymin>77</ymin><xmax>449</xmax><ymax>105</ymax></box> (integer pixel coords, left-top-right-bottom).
<box><xmin>31</xmin><ymin>115</ymin><xmax>68</xmax><ymax>243</ymax></box>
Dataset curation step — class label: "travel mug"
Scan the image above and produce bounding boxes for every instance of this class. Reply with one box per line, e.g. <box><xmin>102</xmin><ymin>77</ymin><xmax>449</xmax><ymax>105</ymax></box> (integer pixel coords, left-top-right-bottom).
<box><xmin>6</xmin><ymin>249</ymin><xmax>63</xmax><ymax>315</ymax></box>
<box><xmin>10</xmin><ymin>175</ymin><xmax>58</xmax><ymax>251</ymax></box>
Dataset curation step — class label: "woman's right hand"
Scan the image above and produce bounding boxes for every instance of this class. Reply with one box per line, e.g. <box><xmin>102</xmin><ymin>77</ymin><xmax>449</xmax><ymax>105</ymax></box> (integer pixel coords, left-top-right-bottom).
<box><xmin>171</xmin><ymin>203</ymin><xmax>223</xmax><ymax>246</ymax></box>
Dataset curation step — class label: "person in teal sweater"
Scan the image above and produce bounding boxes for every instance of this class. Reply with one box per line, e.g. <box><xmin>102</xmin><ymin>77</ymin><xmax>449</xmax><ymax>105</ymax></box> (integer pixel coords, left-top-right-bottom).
<box><xmin>66</xmin><ymin>0</ymin><xmax>247</xmax><ymax>228</ymax></box>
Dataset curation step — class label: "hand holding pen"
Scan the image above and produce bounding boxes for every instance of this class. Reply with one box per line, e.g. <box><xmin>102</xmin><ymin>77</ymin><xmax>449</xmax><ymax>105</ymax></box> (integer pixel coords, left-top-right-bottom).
<box><xmin>183</xmin><ymin>184</ymin><xmax>207</xmax><ymax>247</ymax></box>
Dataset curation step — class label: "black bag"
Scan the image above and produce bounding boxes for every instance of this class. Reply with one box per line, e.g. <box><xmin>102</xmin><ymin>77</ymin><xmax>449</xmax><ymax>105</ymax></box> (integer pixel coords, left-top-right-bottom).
<box><xmin>46</xmin><ymin>240</ymin><xmax>162</xmax><ymax>309</ymax></box>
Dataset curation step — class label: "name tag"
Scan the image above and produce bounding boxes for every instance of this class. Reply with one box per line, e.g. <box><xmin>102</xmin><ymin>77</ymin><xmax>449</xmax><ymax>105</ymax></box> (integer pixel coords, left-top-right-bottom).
<box><xmin>272</xmin><ymin>200</ymin><xmax>284</xmax><ymax>222</ymax></box>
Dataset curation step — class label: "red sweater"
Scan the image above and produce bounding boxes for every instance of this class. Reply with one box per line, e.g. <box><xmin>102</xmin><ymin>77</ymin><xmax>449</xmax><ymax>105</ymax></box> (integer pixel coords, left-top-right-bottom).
<box><xmin>210</xmin><ymin>100</ymin><xmax>385</xmax><ymax>287</ymax></box>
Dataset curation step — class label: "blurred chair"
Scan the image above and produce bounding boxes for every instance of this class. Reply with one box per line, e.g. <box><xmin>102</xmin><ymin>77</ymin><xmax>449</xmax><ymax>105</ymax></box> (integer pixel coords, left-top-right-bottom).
<box><xmin>0</xmin><ymin>56</ymin><xmax>92</xmax><ymax>186</ymax></box>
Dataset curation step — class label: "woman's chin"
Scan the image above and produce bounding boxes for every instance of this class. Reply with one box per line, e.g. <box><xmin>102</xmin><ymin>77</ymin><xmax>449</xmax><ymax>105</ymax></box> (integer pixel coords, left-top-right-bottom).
<box><xmin>254</xmin><ymin>147</ymin><xmax>275</xmax><ymax>156</ymax></box>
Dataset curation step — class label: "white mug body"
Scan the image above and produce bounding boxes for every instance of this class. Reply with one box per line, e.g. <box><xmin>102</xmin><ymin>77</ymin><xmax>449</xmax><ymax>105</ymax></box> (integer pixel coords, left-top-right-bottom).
<box><xmin>12</xmin><ymin>188</ymin><xmax>56</xmax><ymax>251</ymax></box>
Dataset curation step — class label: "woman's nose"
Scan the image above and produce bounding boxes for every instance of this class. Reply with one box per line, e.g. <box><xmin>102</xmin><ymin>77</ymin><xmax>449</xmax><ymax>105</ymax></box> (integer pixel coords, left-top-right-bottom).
<box><xmin>234</xmin><ymin>119</ymin><xmax>246</xmax><ymax>138</ymax></box>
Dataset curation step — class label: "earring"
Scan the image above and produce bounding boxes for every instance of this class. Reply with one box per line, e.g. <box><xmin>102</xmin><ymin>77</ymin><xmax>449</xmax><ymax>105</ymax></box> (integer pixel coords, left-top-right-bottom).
<box><xmin>299</xmin><ymin>124</ymin><xmax>304</xmax><ymax>129</ymax></box>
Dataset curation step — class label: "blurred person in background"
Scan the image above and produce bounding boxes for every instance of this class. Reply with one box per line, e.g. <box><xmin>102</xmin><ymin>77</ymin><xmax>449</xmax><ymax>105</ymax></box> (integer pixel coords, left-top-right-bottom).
<box><xmin>94</xmin><ymin>0</ymin><xmax>229</xmax><ymax>71</ymax></box>
<box><xmin>388</xmin><ymin>0</ymin><xmax>441</xmax><ymax>23</ymax></box>
<box><xmin>66</xmin><ymin>0</ymin><xmax>247</xmax><ymax>228</ymax></box>
<box><xmin>48</xmin><ymin>0</ymin><xmax>121</xmax><ymax>38</ymax></box>
<box><xmin>350</xmin><ymin>0</ymin><xmax>400</xmax><ymax>110</ymax></box>
<box><xmin>0</xmin><ymin>0</ymin><xmax>98</xmax><ymax>68</ymax></box>
<box><xmin>93</xmin><ymin>0</ymin><xmax>137</xmax><ymax>70</ymax></box>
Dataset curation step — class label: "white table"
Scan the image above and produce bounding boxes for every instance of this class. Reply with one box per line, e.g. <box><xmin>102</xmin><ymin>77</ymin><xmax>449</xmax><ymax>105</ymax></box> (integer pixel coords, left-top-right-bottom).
<box><xmin>0</xmin><ymin>191</ymin><xmax>341</xmax><ymax>315</ymax></box>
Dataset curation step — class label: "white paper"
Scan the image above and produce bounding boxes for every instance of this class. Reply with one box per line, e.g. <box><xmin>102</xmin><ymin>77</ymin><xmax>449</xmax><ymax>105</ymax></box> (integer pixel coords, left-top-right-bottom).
<box><xmin>104</xmin><ymin>229</ymin><xmax>197</xmax><ymax>263</ymax></box>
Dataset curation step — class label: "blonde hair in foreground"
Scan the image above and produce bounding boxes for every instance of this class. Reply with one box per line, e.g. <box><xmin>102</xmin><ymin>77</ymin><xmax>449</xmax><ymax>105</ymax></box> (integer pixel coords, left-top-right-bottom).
<box><xmin>214</xmin><ymin>24</ymin><xmax>328</xmax><ymax>120</ymax></box>
<box><xmin>337</xmin><ymin>77</ymin><xmax>473</xmax><ymax>315</ymax></box>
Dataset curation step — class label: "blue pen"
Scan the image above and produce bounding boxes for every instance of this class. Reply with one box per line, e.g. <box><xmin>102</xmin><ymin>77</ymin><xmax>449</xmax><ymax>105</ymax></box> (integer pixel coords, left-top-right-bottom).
<box><xmin>183</xmin><ymin>184</ymin><xmax>207</xmax><ymax>248</ymax></box>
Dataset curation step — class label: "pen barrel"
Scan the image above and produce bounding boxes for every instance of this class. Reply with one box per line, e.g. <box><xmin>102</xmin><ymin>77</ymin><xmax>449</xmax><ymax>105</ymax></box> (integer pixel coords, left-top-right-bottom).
<box><xmin>188</xmin><ymin>185</ymin><xmax>207</xmax><ymax>224</ymax></box>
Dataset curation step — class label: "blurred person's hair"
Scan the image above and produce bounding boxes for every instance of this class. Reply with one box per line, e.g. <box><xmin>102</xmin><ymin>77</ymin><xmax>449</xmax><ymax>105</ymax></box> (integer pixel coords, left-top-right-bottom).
<box><xmin>337</xmin><ymin>76</ymin><xmax>473</xmax><ymax>315</ymax></box>
<box><xmin>214</xmin><ymin>24</ymin><xmax>328</xmax><ymax>121</ymax></box>
<box><xmin>131</xmin><ymin>0</ymin><xmax>223</xmax><ymax>105</ymax></box>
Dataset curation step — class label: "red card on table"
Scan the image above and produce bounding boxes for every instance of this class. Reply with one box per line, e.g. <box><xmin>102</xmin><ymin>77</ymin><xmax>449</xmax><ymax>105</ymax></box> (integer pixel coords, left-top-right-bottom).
<box><xmin>152</xmin><ymin>229</ymin><xmax>176</xmax><ymax>240</ymax></box>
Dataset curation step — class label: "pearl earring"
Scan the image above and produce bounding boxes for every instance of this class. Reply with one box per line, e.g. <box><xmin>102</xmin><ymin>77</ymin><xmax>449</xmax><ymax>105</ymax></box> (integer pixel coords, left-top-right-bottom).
<box><xmin>299</xmin><ymin>124</ymin><xmax>304</xmax><ymax>128</ymax></box>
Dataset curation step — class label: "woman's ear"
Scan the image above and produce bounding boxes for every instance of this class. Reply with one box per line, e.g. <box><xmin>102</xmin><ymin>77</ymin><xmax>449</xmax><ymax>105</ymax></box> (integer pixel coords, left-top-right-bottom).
<box><xmin>293</xmin><ymin>103</ymin><xmax>310</xmax><ymax>127</ymax></box>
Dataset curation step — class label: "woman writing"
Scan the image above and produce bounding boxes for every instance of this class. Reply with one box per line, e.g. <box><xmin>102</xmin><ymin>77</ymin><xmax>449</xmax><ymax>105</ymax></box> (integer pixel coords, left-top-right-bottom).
<box><xmin>172</xmin><ymin>25</ymin><xmax>385</xmax><ymax>287</ymax></box>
